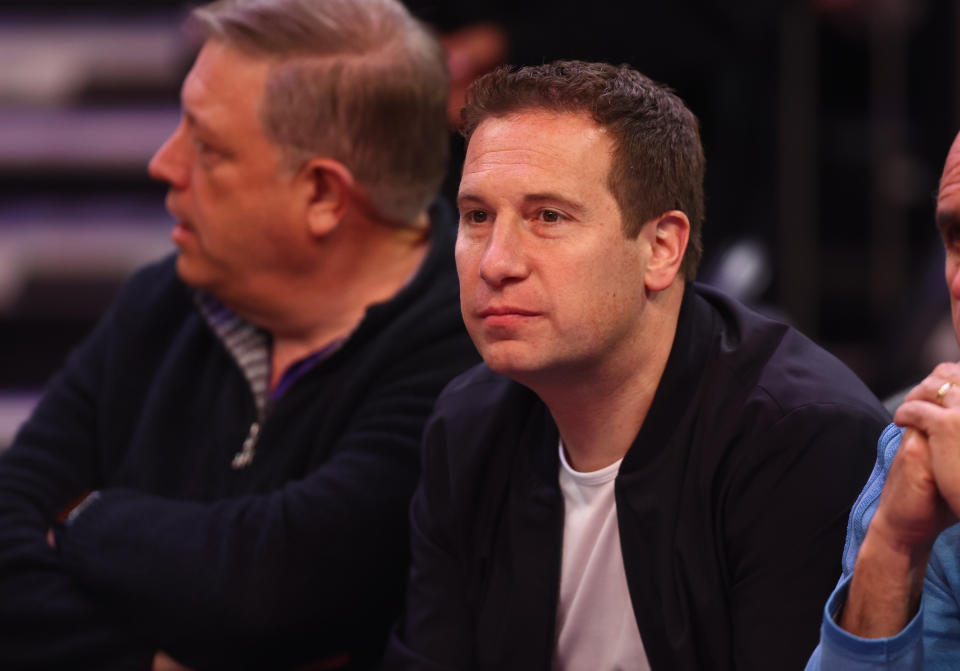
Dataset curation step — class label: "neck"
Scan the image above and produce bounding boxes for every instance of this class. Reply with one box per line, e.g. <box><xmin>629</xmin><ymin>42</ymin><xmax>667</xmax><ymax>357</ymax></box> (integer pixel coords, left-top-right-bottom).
<box><xmin>225</xmin><ymin>212</ymin><xmax>431</xmax><ymax>389</ymax></box>
<box><xmin>540</xmin><ymin>283</ymin><xmax>683</xmax><ymax>472</ymax></box>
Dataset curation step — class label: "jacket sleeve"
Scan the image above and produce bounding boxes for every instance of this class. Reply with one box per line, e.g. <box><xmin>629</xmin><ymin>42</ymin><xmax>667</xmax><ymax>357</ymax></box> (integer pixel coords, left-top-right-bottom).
<box><xmin>381</xmin><ymin>412</ymin><xmax>477</xmax><ymax>670</ymax></box>
<box><xmin>721</xmin><ymin>403</ymin><xmax>887</xmax><ymax>671</ymax></box>
<box><xmin>0</xmin><ymin>302</ymin><xmax>153</xmax><ymax>669</ymax></box>
<box><xmin>54</xmin><ymin>334</ymin><xmax>477</xmax><ymax>667</ymax></box>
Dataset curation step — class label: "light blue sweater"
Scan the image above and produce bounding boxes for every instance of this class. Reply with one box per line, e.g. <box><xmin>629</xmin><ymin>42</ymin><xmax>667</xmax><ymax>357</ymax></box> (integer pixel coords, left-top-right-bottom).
<box><xmin>806</xmin><ymin>423</ymin><xmax>960</xmax><ymax>670</ymax></box>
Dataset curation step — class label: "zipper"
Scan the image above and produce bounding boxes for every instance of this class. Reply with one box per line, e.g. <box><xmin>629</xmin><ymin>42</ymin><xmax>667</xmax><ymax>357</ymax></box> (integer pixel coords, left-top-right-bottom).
<box><xmin>232</xmin><ymin>420</ymin><xmax>260</xmax><ymax>469</ymax></box>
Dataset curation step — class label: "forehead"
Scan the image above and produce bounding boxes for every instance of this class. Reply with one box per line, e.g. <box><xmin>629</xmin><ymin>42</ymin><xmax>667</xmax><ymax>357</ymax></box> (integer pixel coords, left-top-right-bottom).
<box><xmin>936</xmin><ymin>133</ymin><xmax>960</xmax><ymax>232</ymax></box>
<box><xmin>939</xmin><ymin>134</ymin><xmax>960</xmax><ymax>210</ymax></box>
<box><xmin>461</xmin><ymin>111</ymin><xmax>615</xmax><ymax>195</ymax></box>
<box><xmin>181</xmin><ymin>40</ymin><xmax>271</xmax><ymax>128</ymax></box>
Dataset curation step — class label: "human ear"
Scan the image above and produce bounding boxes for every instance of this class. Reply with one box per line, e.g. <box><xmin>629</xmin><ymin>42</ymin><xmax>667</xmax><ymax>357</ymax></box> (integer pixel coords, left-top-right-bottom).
<box><xmin>643</xmin><ymin>210</ymin><xmax>690</xmax><ymax>292</ymax></box>
<box><xmin>300</xmin><ymin>158</ymin><xmax>356</xmax><ymax>238</ymax></box>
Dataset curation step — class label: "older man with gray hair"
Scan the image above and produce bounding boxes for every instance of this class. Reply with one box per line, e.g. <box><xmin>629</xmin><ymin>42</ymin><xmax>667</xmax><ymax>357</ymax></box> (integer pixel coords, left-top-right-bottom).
<box><xmin>0</xmin><ymin>0</ymin><xmax>477</xmax><ymax>669</ymax></box>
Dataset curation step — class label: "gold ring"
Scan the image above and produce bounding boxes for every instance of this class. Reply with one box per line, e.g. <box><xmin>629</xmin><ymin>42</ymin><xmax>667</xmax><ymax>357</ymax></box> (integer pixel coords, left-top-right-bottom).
<box><xmin>936</xmin><ymin>381</ymin><xmax>953</xmax><ymax>406</ymax></box>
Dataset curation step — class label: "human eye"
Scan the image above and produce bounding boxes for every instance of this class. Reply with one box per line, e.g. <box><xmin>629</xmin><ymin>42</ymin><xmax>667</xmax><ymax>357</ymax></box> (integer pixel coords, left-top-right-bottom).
<box><xmin>193</xmin><ymin>136</ymin><xmax>217</xmax><ymax>154</ymax></box>
<box><xmin>537</xmin><ymin>209</ymin><xmax>563</xmax><ymax>223</ymax></box>
<box><xmin>189</xmin><ymin>127</ymin><xmax>228</xmax><ymax>158</ymax></box>
<box><xmin>460</xmin><ymin>209</ymin><xmax>490</xmax><ymax>225</ymax></box>
<box><xmin>941</xmin><ymin>222</ymin><xmax>960</xmax><ymax>252</ymax></box>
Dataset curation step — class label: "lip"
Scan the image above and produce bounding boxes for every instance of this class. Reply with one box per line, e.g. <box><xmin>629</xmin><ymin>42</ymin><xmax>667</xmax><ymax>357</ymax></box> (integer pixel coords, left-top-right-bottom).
<box><xmin>475</xmin><ymin>306</ymin><xmax>542</xmax><ymax>330</ymax></box>
<box><xmin>170</xmin><ymin>219</ymin><xmax>197</xmax><ymax>246</ymax></box>
<box><xmin>477</xmin><ymin>306</ymin><xmax>540</xmax><ymax>318</ymax></box>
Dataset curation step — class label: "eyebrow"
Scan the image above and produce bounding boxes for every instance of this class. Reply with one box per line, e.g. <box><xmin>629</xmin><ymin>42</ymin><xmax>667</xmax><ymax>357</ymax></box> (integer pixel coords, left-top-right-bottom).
<box><xmin>184</xmin><ymin>110</ymin><xmax>219</xmax><ymax>139</ymax></box>
<box><xmin>522</xmin><ymin>192</ymin><xmax>586</xmax><ymax>217</ymax></box>
<box><xmin>456</xmin><ymin>192</ymin><xmax>483</xmax><ymax>206</ymax></box>
<box><xmin>455</xmin><ymin>191</ymin><xmax>587</xmax><ymax>217</ymax></box>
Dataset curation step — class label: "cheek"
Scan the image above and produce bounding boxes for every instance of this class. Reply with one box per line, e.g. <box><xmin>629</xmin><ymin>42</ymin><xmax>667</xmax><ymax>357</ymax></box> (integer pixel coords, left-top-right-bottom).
<box><xmin>188</xmin><ymin>169</ymin><xmax>226</xmax><ymax>218</ymax></box>
<box><xmin>574</xmin><ymin>244</ymin><xmax>641</xmax><ymax>302</ymax></box>
<box><xmin>947</xmin><ymin>255</ymin><xmax>960</xmax><ymax>294</ymax></box>
<box><xmin>455</xmin><ymin>242</ymin><xmax>478</xmax><ymax>286</ymax></box>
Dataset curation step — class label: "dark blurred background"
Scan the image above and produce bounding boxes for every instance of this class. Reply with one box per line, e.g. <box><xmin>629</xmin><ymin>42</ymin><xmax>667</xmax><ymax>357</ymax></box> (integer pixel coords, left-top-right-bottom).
<box><xmin>2</xmin><ymin>0</ymin><xmax>958</xmax><ymax>445</ymax></box>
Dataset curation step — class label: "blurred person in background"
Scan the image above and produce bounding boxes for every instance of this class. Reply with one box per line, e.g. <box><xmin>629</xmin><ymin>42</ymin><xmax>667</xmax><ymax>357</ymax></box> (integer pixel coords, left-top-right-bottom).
<box><xmin>0</xmin><ymin>0</ymin><xmax>478</xmax><ymax>668</ymax></box>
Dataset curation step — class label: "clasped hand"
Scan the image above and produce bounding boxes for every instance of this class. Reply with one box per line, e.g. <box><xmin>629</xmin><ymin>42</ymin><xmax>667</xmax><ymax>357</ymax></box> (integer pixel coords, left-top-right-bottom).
<box><xmin>878</xmin><ymin>362</ymin><xmax>960</xmax><ymax>552</ymax></box>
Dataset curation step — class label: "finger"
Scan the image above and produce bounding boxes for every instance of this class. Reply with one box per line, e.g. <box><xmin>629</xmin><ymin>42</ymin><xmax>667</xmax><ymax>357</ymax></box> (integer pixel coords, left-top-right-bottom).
<box><xmin>903</xmin><ymin>377</ymin><xmax>942</xmax><ymax>403</ymax></box>
<box><xmin>931</xmin><ymin>361</ymin><xmax>960</xmax><ymax>380</ymax></box>
<box><xmin>904</xmin><ymin>376</ymin><xmax>958</xmax><ymax>406</ymax></box>
<box><xmin>903</xmin><ymin>361</ymin><xmax>960</xmax><ymax>401</ymax></box>
<box><xmin>894</xmin><ymin>399</ymin><xmax>949</xmax><ymax>434</ymax></box>
<box><xmin>890</xmin><ymin>428</ymin><xmax>934</xmax><ymax>480</ymax></box>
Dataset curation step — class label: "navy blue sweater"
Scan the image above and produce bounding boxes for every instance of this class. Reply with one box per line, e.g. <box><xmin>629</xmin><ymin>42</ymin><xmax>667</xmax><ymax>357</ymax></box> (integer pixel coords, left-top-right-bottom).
<box><xmin>0</xmin><ymin>208</ymin><xmax>479</xmax><ymax>670</ymax></box>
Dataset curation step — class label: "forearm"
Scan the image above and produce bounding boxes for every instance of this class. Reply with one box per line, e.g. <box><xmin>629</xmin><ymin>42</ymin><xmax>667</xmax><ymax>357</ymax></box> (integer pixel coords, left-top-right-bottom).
<box><xmin>0</xmin><ymin>486</ymin><xmax>151</xmax><ymax>666</ymax></box>
<box><xmin>56</xmin><ymin>452</ymin><xmax>417</xmax><ymax>653</ymax></box>
<box><xmin>0</xmin><ymin>390</ymin><xmax>150</xmax><ymax>663</ymax></box>
<box><xmin>807</xmin><ymin>574</ymin><xmax>926</xmax><ymax>671</ymax></box>
<box><xmin>840</xmin><ymin>524</ymin><xmax>931</xmax><ymax>637</ymax></box>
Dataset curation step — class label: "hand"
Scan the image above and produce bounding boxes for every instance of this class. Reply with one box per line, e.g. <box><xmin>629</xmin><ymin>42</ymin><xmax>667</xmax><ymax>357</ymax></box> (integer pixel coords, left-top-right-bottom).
<box><xmin>867</xmin><ymin>427</ymin><xmax>953</xmax><ymax>557</ymax></box>
<box><xmin>896</xmin><ymin>363</ymin><xmax>960</xmax><ymax>518</ymax></box>
<box><xmin>439</xmin><ymin>22</ymin><xmax>508</xmax><ymax>125</ymax></box>
<box><xmin>840</xmin><ymin>427</ymin><xmax>951</xmax><ymax>637</ymax></box>
<box><xmin>839</xmin><ymin>365</ymin><xmax>960</xmax><ymax>638</ymax></box>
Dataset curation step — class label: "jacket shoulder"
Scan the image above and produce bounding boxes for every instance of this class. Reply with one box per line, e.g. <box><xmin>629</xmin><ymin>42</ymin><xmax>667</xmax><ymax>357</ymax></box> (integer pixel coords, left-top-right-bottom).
<box><xmin>694</xmin><ymin>284</ymin><xmax>888</xmax><ymax>425</ymax></box>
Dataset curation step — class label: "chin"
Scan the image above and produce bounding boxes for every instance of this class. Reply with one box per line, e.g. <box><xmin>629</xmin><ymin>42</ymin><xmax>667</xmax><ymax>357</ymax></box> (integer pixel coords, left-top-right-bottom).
<box><xmin>174</xmin><ymin>253</ymin><xmax>217</xmax><ymax>292</ymax></box>
<box><xmin>478</xmin><ymin>342</ymin><xmax>548</xmax><ymax>381</ymax></box>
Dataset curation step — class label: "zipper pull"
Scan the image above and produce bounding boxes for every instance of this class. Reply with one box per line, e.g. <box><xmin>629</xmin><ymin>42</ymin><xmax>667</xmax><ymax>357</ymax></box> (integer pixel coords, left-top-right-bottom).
<box><xmin>232</xmin><ymin>421</ymin><xmax>260</xmax><ymax>469</ymax></box>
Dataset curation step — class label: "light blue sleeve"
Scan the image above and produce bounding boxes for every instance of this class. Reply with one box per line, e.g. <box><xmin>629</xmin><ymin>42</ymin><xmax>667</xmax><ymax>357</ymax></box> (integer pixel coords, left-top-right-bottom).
<box><xmin>806</xmin><ymin>575</ymin><xmax>924</xmax><ymax>671</ymax></box>
<box><xmin>805</xmin><ymin>424</ymin><xmax>920</xmax><ymax>671</ymax></box>
<box><xmin>921</xmin><ymin>527</ymin><xmax>960</xmax><ymax>669</ymax></box>
<box><xmin>806</xmin><ymin>424</ymin><xmax>960</xmax><ymax>671</ymax></box>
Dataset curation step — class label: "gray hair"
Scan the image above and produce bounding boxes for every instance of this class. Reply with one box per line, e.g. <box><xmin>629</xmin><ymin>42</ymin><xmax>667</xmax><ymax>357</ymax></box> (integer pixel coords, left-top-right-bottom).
<box><xmin>190</xmin><ymin>0</ymin><xmax>449</xmax><ymax>224</ymax></box>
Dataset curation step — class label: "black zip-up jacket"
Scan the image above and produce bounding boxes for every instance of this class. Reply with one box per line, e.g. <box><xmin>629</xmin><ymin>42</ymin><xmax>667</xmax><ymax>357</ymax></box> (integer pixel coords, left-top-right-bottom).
<box><xmin>387</xmin><ymin>284</ymin><xmax>890</xmax><ymax>671</ymax></box>
<box><xmin>0</xmin><ymin>203</ymin><xmax>479</xmax><ymax>670</ymax></box>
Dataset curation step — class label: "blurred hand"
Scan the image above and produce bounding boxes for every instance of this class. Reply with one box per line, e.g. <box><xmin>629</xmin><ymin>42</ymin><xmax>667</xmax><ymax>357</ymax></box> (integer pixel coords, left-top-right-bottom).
<box><xmin>153</xmin><ymin>651</ymin><xmax>193</xmax><ymax>671</ymax></box>
<box><xmin>440</xmin><ymin>22</ymin><xmax>508</xmax><ymax>126</ymax></box>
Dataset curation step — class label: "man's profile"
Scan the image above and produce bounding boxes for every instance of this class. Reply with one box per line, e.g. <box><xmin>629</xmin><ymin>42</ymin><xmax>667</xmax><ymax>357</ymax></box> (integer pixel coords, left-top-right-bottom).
<box><xmin>0</xmin><ymin>0</ymin><xmax>477</xmax><ymax>668</ymax></box>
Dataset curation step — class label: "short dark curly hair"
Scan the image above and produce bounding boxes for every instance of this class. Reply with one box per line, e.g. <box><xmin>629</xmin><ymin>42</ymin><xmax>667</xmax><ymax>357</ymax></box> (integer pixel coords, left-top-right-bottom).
<box><xmin>461</xmin><ymin>60</ymin><xmax>705</xmax><ymax>280</ymax></box>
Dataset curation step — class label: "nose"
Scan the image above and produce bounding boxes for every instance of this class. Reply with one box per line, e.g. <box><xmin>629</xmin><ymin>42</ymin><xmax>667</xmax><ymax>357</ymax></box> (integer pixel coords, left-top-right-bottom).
<box><xmin>147</xmin><ymin>118</ymin><xmax>191</xmax><ymax>188</ymax></box>
<box><xmin>477</xmin><ymin>219</ymin><xmax>530</xmax><ymax>287</ymax></box>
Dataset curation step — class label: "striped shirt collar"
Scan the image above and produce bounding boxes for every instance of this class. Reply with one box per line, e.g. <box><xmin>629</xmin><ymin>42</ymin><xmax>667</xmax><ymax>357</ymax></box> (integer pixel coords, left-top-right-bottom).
<box><xmin>194</xmin><ymin>291</ymin><xmax>272</xmax><ymax>420</ymax></box>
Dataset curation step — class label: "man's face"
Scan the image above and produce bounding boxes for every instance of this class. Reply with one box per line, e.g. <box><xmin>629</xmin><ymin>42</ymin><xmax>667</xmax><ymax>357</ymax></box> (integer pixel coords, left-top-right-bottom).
<box><xmin>149</xmin><ymin>40</ymin><xmax>308</xmax><ymax>307</ymax></box>
<box><xmin>456</xmin><ymin>110</ymin><xmax>655</xmax><ymax>386</ymax></box>
<box><xmin>939</xmin><ymin>133</ymin><xmax>960</xmax><ymax>341</ymax></box>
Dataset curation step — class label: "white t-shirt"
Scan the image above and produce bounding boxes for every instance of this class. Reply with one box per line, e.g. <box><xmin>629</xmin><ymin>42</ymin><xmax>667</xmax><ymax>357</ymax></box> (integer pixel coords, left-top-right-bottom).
<box><xmin>553</xmin><ymin>441</ymin><xmax>650</xmax><ymax>671</ymax></box>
